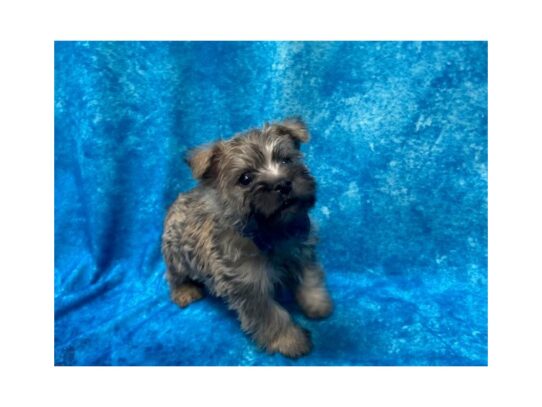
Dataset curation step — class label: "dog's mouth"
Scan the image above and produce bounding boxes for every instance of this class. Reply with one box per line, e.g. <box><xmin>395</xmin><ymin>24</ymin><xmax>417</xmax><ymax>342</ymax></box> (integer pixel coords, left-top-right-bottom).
<box><xmin>243</xmin><ymin>198</ymin><xmax>312</xmax><ymax>250</ymax></box>
<box><xmin>276</xmin><ymin>193</ymin><xmax>316</xmax><ymax>216</ymax></box>
<box><xmin>248</xmin><ymin>188</ymin><xmax>316</xmax><ymax>222</ymax></box>
<box><xmin>279</xmin><ymin>197</ymin><xmax>297</xmax><ymax>210</ymax></box>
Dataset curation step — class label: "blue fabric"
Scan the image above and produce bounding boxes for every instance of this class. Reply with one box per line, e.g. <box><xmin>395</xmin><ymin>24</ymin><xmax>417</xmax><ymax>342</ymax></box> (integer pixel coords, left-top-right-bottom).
<box><xmin>55</xmin><ymin>41</ymin><xmax>487</xmax><ymax>366</ymax></box>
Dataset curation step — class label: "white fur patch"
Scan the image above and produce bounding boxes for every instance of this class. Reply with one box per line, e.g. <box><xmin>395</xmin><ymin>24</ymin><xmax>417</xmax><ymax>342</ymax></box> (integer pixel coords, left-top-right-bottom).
<box><xmin>262</xmin><ymin>139</ymin><xmax>283</xmax><ymax>178</ymax></box>
<box><xmin>264</xmin><ymin>139</ymin><xmax>278</xmax><ymax>159</ymax></box>
<box><xmin>265</xmin><ymin>162</ymin><xmax>281</xmax><ymax>177</ymax></box>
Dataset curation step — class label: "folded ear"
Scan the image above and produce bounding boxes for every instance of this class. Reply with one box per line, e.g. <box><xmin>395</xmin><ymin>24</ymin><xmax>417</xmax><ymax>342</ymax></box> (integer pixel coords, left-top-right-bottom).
<box><xmin>275</xmin><ymin>117</ymin><xmax>310</xmax><ymax>145</ymax></box>
<box><xmin>185</xmin><ymin>142</ymin><xmax>221</xmax><ymax>180</ymax></box>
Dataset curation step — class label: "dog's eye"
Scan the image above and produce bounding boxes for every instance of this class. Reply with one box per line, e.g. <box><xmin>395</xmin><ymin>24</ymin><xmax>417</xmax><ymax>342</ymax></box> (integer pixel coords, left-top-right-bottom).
<box><xmin>238</xmin><ymin>172</ymin><xmax>254</xmax><ymax>186</ymax></box>
<box><xmin>280</xmin><ymin>157</ymin><xmax>292</xmax><ymax>165</ymax></box>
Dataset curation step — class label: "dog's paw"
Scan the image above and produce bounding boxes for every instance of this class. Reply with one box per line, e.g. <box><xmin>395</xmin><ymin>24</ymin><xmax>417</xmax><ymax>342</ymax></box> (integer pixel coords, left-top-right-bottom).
<box><xmin>296</xmin><ymin>287</ymin><xmax>333</xmax><ymax>319</ymax></box>
<box><xmin>171</xmin><ymin>283</ymin><xmax>204</xmax><ymax>308</ymax></box>
<box><xmin>268</xmin><ymin>324</ymin><xmax>312</xmax><ymax>358</ymax></box>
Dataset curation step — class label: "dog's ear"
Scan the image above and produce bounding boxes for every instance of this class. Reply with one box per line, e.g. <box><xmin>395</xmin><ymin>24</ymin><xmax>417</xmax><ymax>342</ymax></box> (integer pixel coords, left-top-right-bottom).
<box><xmin>275</xmin><ymin>117</ymin><xmax>310</xmax><ymax>146</ymax></box>
<box><xmin>185</xmin><ymin>142</ymin><xmax>222</xmax><ymax>180</ymax></box>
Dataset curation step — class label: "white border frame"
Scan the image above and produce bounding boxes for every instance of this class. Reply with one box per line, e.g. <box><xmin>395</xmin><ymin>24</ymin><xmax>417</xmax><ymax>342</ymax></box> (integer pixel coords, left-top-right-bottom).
<box><xmin>1</xmin><ymin>1</ymin><xmax>541</xmax><ymax>406</ymax></box>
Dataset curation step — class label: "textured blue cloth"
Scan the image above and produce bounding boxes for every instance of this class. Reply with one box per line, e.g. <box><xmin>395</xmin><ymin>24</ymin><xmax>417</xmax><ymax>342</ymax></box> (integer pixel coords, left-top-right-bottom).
<box><xmin>55</xmin><ymin>41</ymin><xmax>487</xmax><ymax>366</ymax></box>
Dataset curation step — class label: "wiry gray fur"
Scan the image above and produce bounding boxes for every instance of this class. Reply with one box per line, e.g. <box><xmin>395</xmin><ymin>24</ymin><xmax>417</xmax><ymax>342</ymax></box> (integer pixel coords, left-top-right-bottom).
<box><xmin>162</xmin><ymin>118</ymin><xmax>332</xmax><ymax>358</ymax></box>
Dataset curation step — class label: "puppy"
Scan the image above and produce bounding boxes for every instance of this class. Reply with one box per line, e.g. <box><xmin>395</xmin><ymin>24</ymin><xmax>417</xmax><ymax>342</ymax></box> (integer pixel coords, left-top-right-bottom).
<box><xmin>161</xmin><ymin>118</ymin><xmax>332</xmax><ymax>358</ymax></box>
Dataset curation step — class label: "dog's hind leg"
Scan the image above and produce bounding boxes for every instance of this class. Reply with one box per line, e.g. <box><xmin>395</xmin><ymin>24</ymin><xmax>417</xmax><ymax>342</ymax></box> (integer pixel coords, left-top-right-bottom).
<box><xmin>170</xmin><ymin>279</ymin><xmax>204</xmax><ymax>308</ymax></box>
<box><xmin>163</xmin><ymin>241</ymin><xmax>205</xmax><ymax>308</ymax></box>
<box><xmin>165</xmin><ymin>264</ymin><xmax>205</xmax><ymax>308</ymax></box>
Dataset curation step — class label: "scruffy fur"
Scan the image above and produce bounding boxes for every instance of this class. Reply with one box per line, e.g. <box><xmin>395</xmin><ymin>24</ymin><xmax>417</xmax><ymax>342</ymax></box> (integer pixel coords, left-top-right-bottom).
<box><xmin>162</xmin><ymin>118</ymin><xmax>332</xmax><ymax>358</ymax></box>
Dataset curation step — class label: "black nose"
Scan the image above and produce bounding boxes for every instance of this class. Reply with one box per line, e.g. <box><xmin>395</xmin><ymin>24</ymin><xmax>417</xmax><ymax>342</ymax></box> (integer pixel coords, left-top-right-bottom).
<box><xmin>274</xmin><ymin>180</ymin><xmax>292</xmax><ymax>195</ymax></box>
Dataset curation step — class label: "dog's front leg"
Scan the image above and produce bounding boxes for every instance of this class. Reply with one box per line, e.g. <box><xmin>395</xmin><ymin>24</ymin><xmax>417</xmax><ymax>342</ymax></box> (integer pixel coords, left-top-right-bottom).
<box><xmin>295</xmin><ymin>262</ymin><xmax>333</xmax><ymax>319</ymax></box>
<box><xmin>226</xmin><ymin>286</ymin><xmax>312</xmax><ymax>358</ymax></box>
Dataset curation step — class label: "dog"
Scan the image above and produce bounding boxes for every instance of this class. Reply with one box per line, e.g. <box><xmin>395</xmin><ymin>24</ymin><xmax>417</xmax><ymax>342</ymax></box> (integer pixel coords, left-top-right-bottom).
<box><xmin>161</xmin><ymin>118</ymin><xmax>332</xmax><ymax>358</ymax></box>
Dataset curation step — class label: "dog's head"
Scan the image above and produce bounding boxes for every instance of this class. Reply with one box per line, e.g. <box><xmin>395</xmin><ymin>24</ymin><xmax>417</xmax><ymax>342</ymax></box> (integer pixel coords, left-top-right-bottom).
<box><xmin>186</xmin><ymin>118</ymin><xmax>316</xmax><ymax>242</ymax></box>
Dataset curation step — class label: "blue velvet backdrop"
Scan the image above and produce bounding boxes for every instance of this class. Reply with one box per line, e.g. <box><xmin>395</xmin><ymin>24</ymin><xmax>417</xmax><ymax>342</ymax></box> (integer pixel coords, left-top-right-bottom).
<box><xmin>54</xmin><ymin>41</ymin><xmax>487</xmax><ymax>366</ymax></box>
